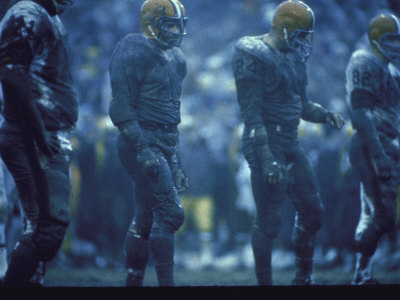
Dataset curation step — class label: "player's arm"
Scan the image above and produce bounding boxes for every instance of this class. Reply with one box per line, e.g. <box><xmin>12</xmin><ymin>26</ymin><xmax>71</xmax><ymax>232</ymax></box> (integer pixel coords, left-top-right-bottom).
<box><xmin>109</xmin><ymin>39</ymin><xmax>146</xmax><ymax>148</ymax></box>
<box><xmin>232</xmin><ymin>49</ymin><xmax>264</xmax><ymax>131</ymax></box>
<box><xmin>0</xmin><ymin>38</ymin><xmax>59</xmax><ymax>157</ymax></box>
<box><xmin>109</xmin><ymin>41</ymin><xmax>160</xmax><ymax>178</ymax></box>
<box><xmin>347</xmin><ymin>57</ymin><xmax>391</xmax><ymax>178</ymax></box>
<box><xmin>232</xmin><ymin>48</ymin><xmax>282</xmax><ymax>183</ymax></box>
<box><xmin>172</xmin><ymin>142</ymin><xmax>188</xmax><ymax>194</ymax></box>
<box><xmin>300</xmin><ymin>77</ymin><xmax>344</xmax><ymax>128</ymax></box>
<box><xmin>350</xmin><ymin>89</ymin><xmax>391</xmax><ymax>178</ymax></box>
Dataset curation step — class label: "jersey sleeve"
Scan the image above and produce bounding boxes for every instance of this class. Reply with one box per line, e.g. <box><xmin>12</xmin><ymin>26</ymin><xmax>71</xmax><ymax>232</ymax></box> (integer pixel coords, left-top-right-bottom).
<box><xmin>0</xmin><ymin>12</ymin><xmax>39</xmax><ymax>76</ymax></box>
<box><xmin>346</xmin><ymin>52</ymin><xmax>387</xmax><ymax>158</ymax></box>
<box><xmin>0</xmin><ymin>4</ymin><xmax>56</xmax><ymax>70</ymax></box>
<box><xmin>0</xmin><ymin>12</ymin><xmax>49</xmax><ymax>150</ymax></box>
<box><xmin>0</xmin><ymin>39</ymin><xmax>31</xmax><ymax>72</ymax></box>
<box><xmin>232</xmin><ymin>46</ymin><xmax>264</xmax><ymax>130</ymax></box>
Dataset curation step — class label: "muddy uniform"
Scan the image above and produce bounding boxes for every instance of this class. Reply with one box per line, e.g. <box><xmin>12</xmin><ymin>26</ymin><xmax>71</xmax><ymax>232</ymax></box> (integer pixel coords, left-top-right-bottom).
<box><xmin>232</xmin><ymin>35</ymin><xmax>329</xmax><ymax>283</ymax></box>
<box><xmin>109</xmin><ymin>32</ymin><xmax>185</xmax><ymax>286</ymax></box>
<box><xmin>0</xmin><ymin>0</ymin><xmax>78</xmax><ymax>285</ymax></box>
<box><xmin>346</xmin><ymin>48</ymin><xmax>400</xmax><ymax>257</ymax></box>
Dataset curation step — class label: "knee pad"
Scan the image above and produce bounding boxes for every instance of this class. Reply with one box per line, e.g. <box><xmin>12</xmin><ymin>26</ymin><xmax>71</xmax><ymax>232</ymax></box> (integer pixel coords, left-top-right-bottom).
<box><xmin>354</xmin><ymin>222</ymin><xmax>381</xmax><ymax>256</ymax></box>
<box><xmin>254</xmin><ymin>210</ymin><xmax>281</xmax><ymax>239</ymax></box>
<box><xmin>303</xmin><ymin>212</ymin><xmax>323</xmax><ymax>233</ymax></box>
<box><xmin>295</xmin><ymin>194</ymin><xmax>323</xmax><ymax>233</ymax></box>
<box><xmin>32</xmin><ymin>219</ymin><xmax>67</xmax><ymax>262</ymax></box>
<box><xmin>124</xmin><ymin>223</ymin><xmax>150</xmax><ymax>270</ymax></box>
<box><xmin>293</xmin><ymin>213</ymin><xmax>322</xmax><ymax>237</ymax></box>
<box><xmin>126</xmin><ymin>220</ymin><xmax>150</xmax><ymax>240</ymax></box>
<box><xmin>153</xmin><ymin>189</ymin><xmax>184</xmax><ymax>232</ymax></box>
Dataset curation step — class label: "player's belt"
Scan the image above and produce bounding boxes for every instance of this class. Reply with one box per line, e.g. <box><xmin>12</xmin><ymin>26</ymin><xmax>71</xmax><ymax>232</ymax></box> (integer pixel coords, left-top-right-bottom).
<box><xmin>265</xmin><ymin>123</ymin><xmax>297</xmax><ymax>133</ymax></box>
<box><xmin>139</xmin><ymin>121</ymin><xmax>177</xmax><ymax>132</ymax></box>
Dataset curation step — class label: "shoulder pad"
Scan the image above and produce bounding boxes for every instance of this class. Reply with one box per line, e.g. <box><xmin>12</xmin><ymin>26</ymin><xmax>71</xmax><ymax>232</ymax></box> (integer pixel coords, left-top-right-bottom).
<box><xmin>234</xmin><ymin>35</ymin><xmax>274</xmax><ymax>64</ymax></box>
<box><xmin>1</xmin><ymin>1</ymin><xmax>51</xmax><ymax>29</ymax></box>
<box><xmin>233</xmin><ymin>35</ymin><xmax>276</xmax><ymax>81</ymax></box>
<box><xmin>0</xmin><ymin>1</ymin><xmax>52</xmax><ymax>56</ymax></box>
<box><xmin>114</xmin><ymin>33</ymin><xmax>158</xmax><ymax>63</ymax></box>
<box><xmin>119</xmin><ymin>33</ymin><xmax>154</xmax><ymax>51</ymax></box>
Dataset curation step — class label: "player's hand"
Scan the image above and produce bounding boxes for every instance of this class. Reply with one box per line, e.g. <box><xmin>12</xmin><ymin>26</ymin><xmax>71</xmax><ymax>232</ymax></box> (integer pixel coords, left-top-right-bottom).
<box><xmin>46</xmin><ymin>131</ymin><xmax>62</xmax><ymax>155</ymax></box>
<box><xmin>326</xmin><ymin>112</ymin><xmax>345</xmax><ymax>129</ymax></box>
<box><xmin>38</xmin><ymin>131</ymin><xmax>61</xmax><ymax>157</ymax></box>
<box><xmin>136</xmin><ymin>146</ymin><xmax>160</xmax><ymax>179</ymax></box>
<box><xmin>256</xmin><ymin>143</ymin><xmax>283</xmax><ymax>184</ymax></box>
<box><xmin>262</xmin><ymin>160</ymin><xmax>283</xmax><ymax>184</ymax></box>
<box><xmin>174</xmin><ymin>168</ymin><xmax>189</xmax><ymax>194</ymax></box>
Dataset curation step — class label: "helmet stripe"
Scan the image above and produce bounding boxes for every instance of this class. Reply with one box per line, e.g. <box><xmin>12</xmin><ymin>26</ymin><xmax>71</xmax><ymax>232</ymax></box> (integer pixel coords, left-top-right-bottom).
<box><xmin>299</xmin><ymin>1</ymin><xmax>315</xmax><ymax>29</ymax></box>
<box><xmin>390</xmin><ymin>14</ymin><xmax>400</xmax><ymax>33</ymax></box>
<box><xmin>169</xmin><ymin>0</ymin><xmax>182</xmax><ymax>17</ymax></box>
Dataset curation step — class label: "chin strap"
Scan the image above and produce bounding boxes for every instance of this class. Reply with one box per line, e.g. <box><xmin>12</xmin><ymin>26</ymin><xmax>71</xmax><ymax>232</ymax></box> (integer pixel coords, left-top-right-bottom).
<box><xmin>371</xmin><ymin>39</ymin><xmax>388</xmax><ymax>60</ymax></box>
<box><xmin>147</xmin><ymin>25</ymin><xmax>172</xmax><ymax>49</ymax></box>
<box><xmin>283</xmin><ymin>27</ymin><xmax>290</xmax><ymax>48</ymax></box>
<box><xmin>147</xmin><ymin>25</ymin><xmax>157</xmax><ymax>38</ymax></box>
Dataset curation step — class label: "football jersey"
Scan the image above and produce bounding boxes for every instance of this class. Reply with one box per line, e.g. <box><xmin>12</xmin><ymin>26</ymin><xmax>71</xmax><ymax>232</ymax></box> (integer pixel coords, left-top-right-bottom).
<box><xmin>346</xmin><ymin>48</ymin><xmax>400</xmax><ymax>138</ymax></box>
<box><xmin>109</xmin><ymin>33</ymin><xmax>187</xmax><ymax>127</ymax></box>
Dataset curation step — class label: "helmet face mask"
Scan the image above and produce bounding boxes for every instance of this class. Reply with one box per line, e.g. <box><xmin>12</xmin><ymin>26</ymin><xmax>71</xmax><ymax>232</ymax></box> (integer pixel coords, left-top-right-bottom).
<box><xmin>156</xmin><ymin>15</ymin><xmax>188</xmax><ymax>47</ymax></box>
<box><xmin>287</xmin><ymin>28</ymin><xmax>313</xmax><ymax>63</ymax></box>
<box><xmin>377</xmin><ymin>32</ymin><xmax>400</xmax><ymax>66</ymax></box>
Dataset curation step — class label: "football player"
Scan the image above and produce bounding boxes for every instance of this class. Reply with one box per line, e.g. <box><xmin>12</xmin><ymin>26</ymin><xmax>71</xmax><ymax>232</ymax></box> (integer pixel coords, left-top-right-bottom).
<box><xmin>232</xmin><ymin>0</ymin><xmax>344</xmax><ymax>285</ymax></box>
<box><xmin>346</xmin><ymin>13</ymin><xmax>400</xmax><ymax>285</ymax></box>
<box><xmin>0</xmin><ymin>0</ymin><xmax>77</xmax><ymax>286</ymax></box>
<box><xmin>109</xmin><ymin>0</ymin><xmax>188</xmax><ymax>286</ymax></box>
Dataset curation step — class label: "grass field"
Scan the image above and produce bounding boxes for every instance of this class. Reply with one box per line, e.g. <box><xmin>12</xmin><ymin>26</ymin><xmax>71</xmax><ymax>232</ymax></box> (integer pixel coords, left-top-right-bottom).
<box><xmin>44</xmin><ymin>265</ymin><xmax>400</xmax><ymax>287</ymax></box>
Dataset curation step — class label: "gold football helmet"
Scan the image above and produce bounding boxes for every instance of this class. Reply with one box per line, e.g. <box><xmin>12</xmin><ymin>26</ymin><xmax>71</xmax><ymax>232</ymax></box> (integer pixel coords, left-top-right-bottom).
<box><xmin>368</xmin><ymin>14</ymin><xmax>400</xmax><ymax>65</ymax></box>
<box><xmin>140</xmin><ymin>0</ymin><xmax>188</xmax><ymax>48</ymax></box>
<box><xmin>272</xmin><ymin>0</ymin><xmax>314</xmax><ymax>62</ymax></box>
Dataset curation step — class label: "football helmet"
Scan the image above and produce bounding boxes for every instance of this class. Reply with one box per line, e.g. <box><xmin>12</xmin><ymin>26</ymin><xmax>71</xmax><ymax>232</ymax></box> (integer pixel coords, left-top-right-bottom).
<box><xmin>368</xmin><ymin>14</ymin><xmax>400</xmax><ymax>66</ymax></box>
<box><xmin>140</xmin><ymin>0</ymin><xmax>188</xmax><ymax>49</ymax></box>
<box><xmin>272</xmin><ymin>0</ymin><xmax>314</xmax><ymax>63</ymax></box>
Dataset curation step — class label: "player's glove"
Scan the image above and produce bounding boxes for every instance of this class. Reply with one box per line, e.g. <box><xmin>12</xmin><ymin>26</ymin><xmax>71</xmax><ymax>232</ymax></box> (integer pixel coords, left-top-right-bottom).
<box><xmin>257</xmin><ymin>144</ymin><xmax>283</xmax><ymax>184</ymax></box>
<box><xmin>136</xmin><ymin>145</ymin><xmax>160</xmax><ymax>179</ymax></box>
<box><xmin>174</xmin><ymin>168</ymin><xmax>189</xmax><ymax>194</ymax></box>
<box><xmin>252</xmin><ymin>126</ymin><xmax>283</xmax><ymax>184</ymax></box>
<box><xmin>41</xmin><ymin>131</ymin><xmax>62</xmax><ymax>157</ymax></box>
<box><xmin>326</xmin><ymin>112</ymin><xmax>345</xmax><ymax>129</ymax></box>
